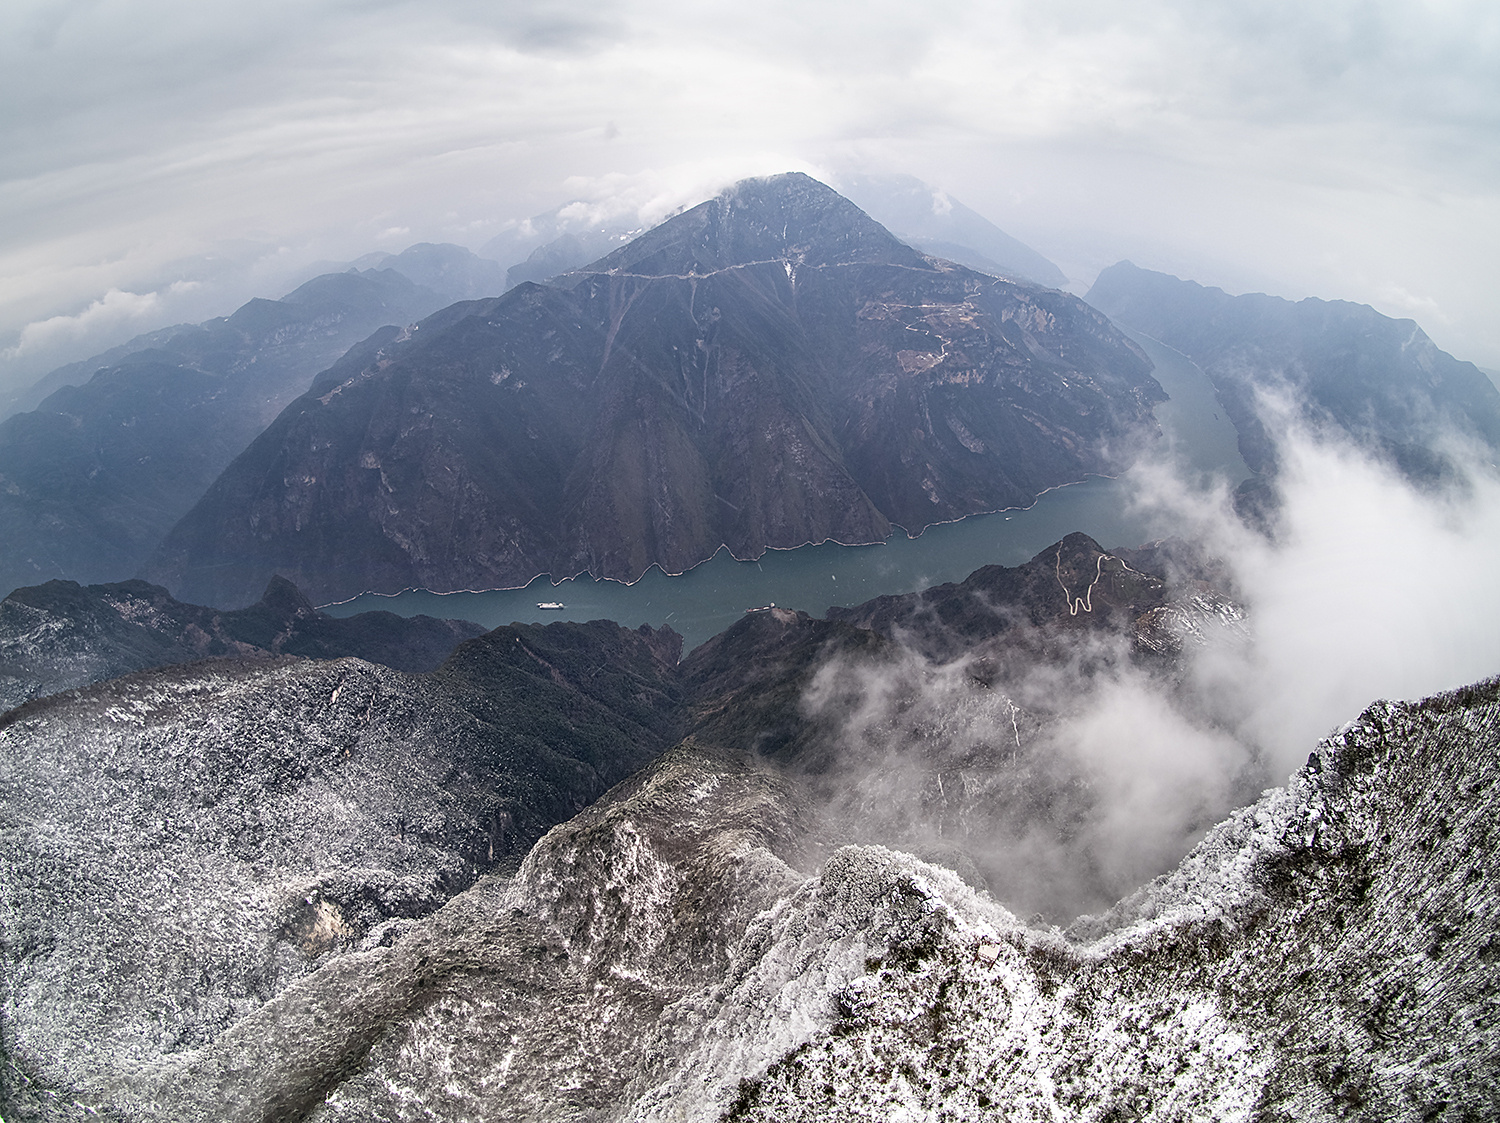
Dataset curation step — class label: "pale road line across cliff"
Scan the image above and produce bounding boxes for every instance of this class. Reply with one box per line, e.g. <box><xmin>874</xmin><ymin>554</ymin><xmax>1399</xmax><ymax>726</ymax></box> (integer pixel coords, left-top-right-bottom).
<box><xmin>903</xmin><ymin>321</ymin><xmax>954</xmax><ymax>362</ymax></box>
<box><xmin>588</xmin><ymin>259</ymin><xmax>794</xmax><ymax>282</ymax></box>
<box><xmin>1056</xmin><ymin>550</ymin><xmax>1150</xmax><ymax>615</ymax></box>
<box><xmin>1057</xmin><ymin>547</ymin><xmax>1110</xmax><ymax>616</ymax></box>
<box><xmin>587</xmin><ymin>260</ymin><xmax>985</xmax><ymax>283</ymax></box>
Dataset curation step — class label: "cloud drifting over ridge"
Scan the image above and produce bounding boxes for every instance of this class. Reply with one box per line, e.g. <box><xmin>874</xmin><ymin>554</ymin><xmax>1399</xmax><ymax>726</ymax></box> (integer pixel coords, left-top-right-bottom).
<box><xmin>1</xmin><ymin>0</ymin><xmax>1497</xmax><ymax>389</ymax></box>
<box><xmin>799</xmin><ymin>419</ymin><xmax>1500</xmax><ymax>921</ymax></box>
<box><xmin>1</xmin><ymin>281</ymin><xmax>199</xmax><ymax>361</ymax></box>
<box><xmin>1151</xmin><ymin>426</ymin><xmax>1500</xmax><ymax>769</ymax></box>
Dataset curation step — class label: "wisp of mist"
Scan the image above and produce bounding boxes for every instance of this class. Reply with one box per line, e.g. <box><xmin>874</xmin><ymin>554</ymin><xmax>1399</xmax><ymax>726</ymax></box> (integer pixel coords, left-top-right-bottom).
<box><xmin>798</xmin><ymin>411</ymin><xmax>1500</xmax><ymax>924</ymax></box>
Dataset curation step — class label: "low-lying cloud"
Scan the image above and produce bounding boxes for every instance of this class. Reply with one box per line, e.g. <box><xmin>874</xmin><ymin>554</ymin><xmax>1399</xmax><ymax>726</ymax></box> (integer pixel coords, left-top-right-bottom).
<box><xmin>798</xmin><ymin>414</ymin><xmax>1500</xmax><ymax>923</ymax></box>
<box><xmin>1140</xmin><ymin>418</ymin><xmax>1500</xmax><ymax>770</ymax></box>
<box><xmin>2</xmin><ymin>281</ymin><xmax>198</xmax><ymax>362</ymax></box>
<box><xmin>799</xmin><ymin>618</ymin><xmax>1259</xmax><ymax>922</ymax></box>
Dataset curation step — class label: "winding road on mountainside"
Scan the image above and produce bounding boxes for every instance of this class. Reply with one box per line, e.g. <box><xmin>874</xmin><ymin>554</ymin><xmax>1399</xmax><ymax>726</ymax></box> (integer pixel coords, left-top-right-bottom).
<box><xmin>1055</xmin><ymin>546</ymin><xmax>1146</xmax><ymax>616</ymax></box>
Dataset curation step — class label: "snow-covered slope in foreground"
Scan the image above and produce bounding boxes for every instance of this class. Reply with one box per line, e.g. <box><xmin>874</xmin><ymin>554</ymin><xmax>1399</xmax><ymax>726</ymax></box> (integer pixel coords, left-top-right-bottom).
<box><xmin>66</xmin><ymin>676</ymin><xmax>1490</xmax><ymax>1123</ymax></box>
<box><xmin>698</xmin><ymin>683</ymin><xmax>1500</xmax><ymax>1123</ymax></box>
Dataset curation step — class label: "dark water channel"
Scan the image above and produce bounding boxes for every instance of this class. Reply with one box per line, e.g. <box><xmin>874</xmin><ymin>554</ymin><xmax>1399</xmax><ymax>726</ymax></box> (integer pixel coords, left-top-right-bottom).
<box><xmin>324</xmin><ymin>331</ymin><xmax>1249</xmax><ymax>652</ymax></box>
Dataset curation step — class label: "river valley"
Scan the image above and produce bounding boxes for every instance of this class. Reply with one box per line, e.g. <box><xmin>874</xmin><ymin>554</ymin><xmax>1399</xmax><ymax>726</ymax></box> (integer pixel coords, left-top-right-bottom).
<box><xmin>324</xmin><ymin>330</ymin><xmax>1250</xmax><ymax>650</ymax></box>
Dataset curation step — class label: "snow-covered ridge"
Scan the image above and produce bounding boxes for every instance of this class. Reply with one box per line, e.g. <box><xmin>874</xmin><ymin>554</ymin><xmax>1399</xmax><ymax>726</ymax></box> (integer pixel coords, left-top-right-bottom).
<box><xmin>627</xmin><ymin>684</ymin><xmax>1499</xmax><ymax>1121</ymax></box>
<box><xmin>322</xmin><ymin>681</ymin><xmax>1500</xmax><ymax>1121</ymax></box>
<box><xmin>4</xmin><ymin>670</ymin><xmax>1496</xmax><ymax>1120</ymax></box>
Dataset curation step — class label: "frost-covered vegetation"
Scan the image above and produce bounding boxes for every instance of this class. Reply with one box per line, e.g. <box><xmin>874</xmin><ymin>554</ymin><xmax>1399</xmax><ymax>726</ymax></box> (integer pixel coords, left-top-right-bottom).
<box><xmin>2</xmin><ymin>539</ymin><xmax>1495</xmax><ymax>1121</ymax></box>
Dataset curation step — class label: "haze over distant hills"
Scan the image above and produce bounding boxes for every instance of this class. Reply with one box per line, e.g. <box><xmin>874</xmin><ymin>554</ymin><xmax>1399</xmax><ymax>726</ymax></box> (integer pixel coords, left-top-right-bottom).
<box><xmin>0</xmin><ymin>248</ymin><xmax>516</xmax><ymax>598</ymax></box>
<box><xmin>339</xmin><ymin>243</ymin><xmax>510</xmax><ymax>305</ymax></box>
<box><xmin>1086</xmin><ymin>261</ymin><xmax>1500</xmax><ymax>488</ymax></box>
<box><xmin>0</xmin><ymin>248</ymin><xmax>498</xmax><ymax>425</ymax></box>
<box><xmin>0</xmin><ymin>175</ymin><xmax>1080</xmax><ymax>608</ymax></box>
<box><xmin>835</xmin><ymin>173</ymin><xmax>1070</xmax><ymax>288</ymax></box>
<box><xmin>147</xmin><ymin>173</ymin><xmax>1162</xmax><ymax>608</ymax></box>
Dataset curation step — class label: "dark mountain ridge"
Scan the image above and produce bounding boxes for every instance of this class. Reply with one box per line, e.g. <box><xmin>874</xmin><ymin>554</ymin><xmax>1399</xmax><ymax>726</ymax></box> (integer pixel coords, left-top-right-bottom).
<box><xmin>1086</xmin><ymin>261</ymin><xmax>1500</xmax><ymax>490</ymax></box>
<box><xmin>0</xmin><ymin>573</ymin><xmax>486</xmax><ymax>712</ymax></box>
<box><xmin>148</xmin><ymin>174</ymin><xmax>1163</xmax><ymax>608</ymax></box>
<box><xmin>0</xmin><ymin>267</ymin><xmax>460</xmax><ymax>597</ymax></box>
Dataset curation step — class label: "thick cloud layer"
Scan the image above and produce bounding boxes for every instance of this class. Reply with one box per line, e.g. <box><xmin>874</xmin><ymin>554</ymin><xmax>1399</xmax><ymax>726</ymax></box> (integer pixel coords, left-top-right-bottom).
<box><xmin>798</xmin><ymin>418</ymin><xmax>1500</xmax><ymax>921</ymax></box>
<box><xmin>1146</xmin><ymin>422</ymin><xmax>1500</xmax><ymax>769</ymax></box>
<box><xmin>2</xmin><ymin>0</ymin><xmax>1497</xmax><ymax>391</ymax></box>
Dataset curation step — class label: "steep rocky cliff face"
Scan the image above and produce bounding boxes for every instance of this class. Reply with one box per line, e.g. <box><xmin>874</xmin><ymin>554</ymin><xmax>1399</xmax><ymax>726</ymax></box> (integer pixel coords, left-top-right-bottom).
<box><xmin>0</xmin><ymin>574</ymin><xmax>485</xmax><ymax>712</ymax></box>
<box><xmin>0</xmin><ymin>268</ymin><xmax>457</xmax><ymax>596</ymax></box>
<box><xmin>148</xmin><ymin>173</ymin><xmax>1162</xmax><ymax>608</ymax></box>
<box><xmin>1085</xmin><ymin>262</ymin><xmax>1500</xmax><ymax>487</ymax></box>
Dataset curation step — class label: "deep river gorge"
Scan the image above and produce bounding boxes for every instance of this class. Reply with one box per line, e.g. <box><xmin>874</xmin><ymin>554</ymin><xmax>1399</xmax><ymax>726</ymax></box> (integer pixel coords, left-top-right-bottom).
<box><xmin>323</xmin><ymin>329</ymin><xmax>1251</xmax><ymax>651</ymax></box>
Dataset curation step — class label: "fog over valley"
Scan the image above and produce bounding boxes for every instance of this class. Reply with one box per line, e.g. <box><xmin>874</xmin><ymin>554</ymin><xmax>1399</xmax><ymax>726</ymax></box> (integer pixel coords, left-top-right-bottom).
<box><xmin>2</xmin><ymin>3</ymin><xmax>1498</xmax><ymax>1120</ymax></box>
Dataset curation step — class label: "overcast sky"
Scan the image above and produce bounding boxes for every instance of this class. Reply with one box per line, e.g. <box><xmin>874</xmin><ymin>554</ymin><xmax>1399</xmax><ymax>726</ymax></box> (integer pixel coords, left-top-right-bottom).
<box><xmin>2</xmin><ymin>0</ymin><xmax>1497</xmax><ymax>389</ymax></box>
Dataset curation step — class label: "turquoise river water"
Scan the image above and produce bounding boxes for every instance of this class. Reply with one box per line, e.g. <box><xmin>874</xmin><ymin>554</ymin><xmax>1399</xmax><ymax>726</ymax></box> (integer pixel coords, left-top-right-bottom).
<box><xmin>323</xmin><ymin>332</ymin><xmax>1249</xmax><ymax>651</ymax></box>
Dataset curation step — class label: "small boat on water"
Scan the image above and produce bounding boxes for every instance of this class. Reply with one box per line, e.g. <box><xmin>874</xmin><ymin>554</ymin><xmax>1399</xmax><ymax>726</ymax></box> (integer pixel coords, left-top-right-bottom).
<box><xmin>537</xmin><ymin>602</ymin><xmax>565</xmax><ymax>610</ymax></box>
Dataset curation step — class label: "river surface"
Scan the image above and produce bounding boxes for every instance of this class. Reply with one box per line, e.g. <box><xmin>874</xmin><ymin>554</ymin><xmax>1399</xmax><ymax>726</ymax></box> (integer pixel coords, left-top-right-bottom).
<box><xmin>324</xmin><ymin>331</ymin><xmax>1250</xmax><ymax>651</ymax></box>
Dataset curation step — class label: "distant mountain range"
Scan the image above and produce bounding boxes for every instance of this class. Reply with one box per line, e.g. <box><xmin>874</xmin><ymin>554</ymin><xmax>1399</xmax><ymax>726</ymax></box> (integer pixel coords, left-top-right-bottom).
<box><xmin>0</xmin><ymin>258</ymin><xmax>500</xmax><ymax>597</ymax></box>
<box><xmin>19</xmin><ymin>182</ymin><xmax>1495</xmax><ymax>614</ymax></box>
<box><xmin>342</xmin><ymin>242</ymin><xmax>510</xmax><ymax>303</ymax></box>
<box><xmin>0</xmin><ymin>178</ymin><xmax>1094</xmax><ymax>608</ymax></box>
<box><xmin>146</xmin><ymin>173</ymin><xmax>1162</xmax><ymax>608</ymax></box>
<box><xmin>1086</xmin><ymin>261</ymin><xmax>1500</xmax><ymax>489</ymax></box>
<box><xmin>502</xmin><ymin>228</ymin><xmax>640</xmax><ymax>288</ymax></box>
<box><xmin>835</xmin><ymin>172</ymin><xmax>1070</xmax><ymax>288</ymax></box>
